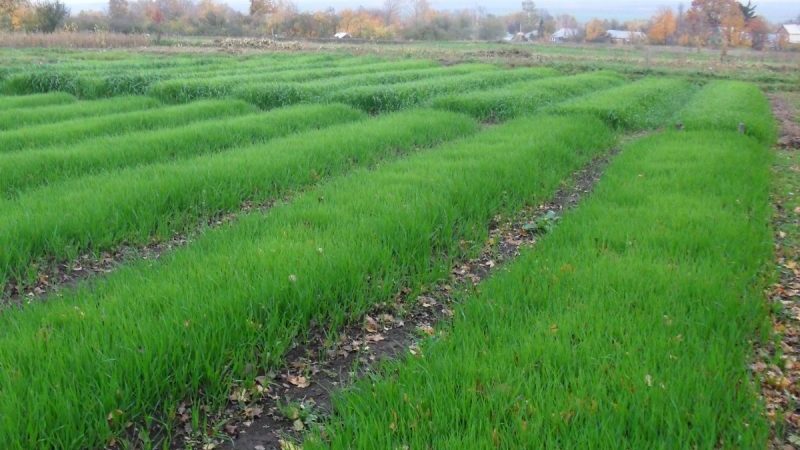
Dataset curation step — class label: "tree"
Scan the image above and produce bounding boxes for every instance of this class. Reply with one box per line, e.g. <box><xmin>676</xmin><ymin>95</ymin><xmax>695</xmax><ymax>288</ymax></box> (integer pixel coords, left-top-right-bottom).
<box><xmin>33</xmin><ymin>0</ymin><xmax>68</xmax><ymax>32</ymax></box>
<box><xmin>686</xmin><ymin>0</ymin><xmax>746</xmax><ymax>49</ymax></box>
<box><xmin>738</xmin><ymin>0</ymin><xmax>756</xmax><ymax>22</ymax></box>
<box><xmin>382</xmin><ymin>0</ymin><xmax>404</xmax><ymax>27</ymax></box>
<box><xmin>478</xmin><ymin>13</ymin><xmax>505</xmax><ymax>40</ymax></box>
<box><xmin>746</xmin><ymin>15</ymin><xmax>769</xmax><ymax>49</ymax></box>
<box><xmin>584</xmin><ymin>18</ymin><xmax>606</xmax><ymax>42</ymax></box>
<box><xmin>648</xmin><ymin>7</ymin><xmax>677</xmax><ymax>44</ymax></box>
<box><xmin>521</xmin><ymin>0</ymin><xmax>536</xmax><ymax>30</ymax></box>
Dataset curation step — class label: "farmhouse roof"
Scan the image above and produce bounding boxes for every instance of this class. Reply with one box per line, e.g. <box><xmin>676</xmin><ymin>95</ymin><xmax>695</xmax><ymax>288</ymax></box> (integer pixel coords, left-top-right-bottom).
<box><xmin>607</xmin><ymin>30</ymin><xmax>645</xmax><ymax>40</ymax></box>
<box><xmin>781</xmin><ymin>24</ymin><xmax>800</xmax><ymax>44</ymax></box>
<box><xmin>334</xmin><ymin>32</ymin><xmax>351</xmax><ymax>39</ymax></box>
<box><xmin>551</xmin><ymin>28</ymin><xmax>579</xmax><ymax>39</ymax></box>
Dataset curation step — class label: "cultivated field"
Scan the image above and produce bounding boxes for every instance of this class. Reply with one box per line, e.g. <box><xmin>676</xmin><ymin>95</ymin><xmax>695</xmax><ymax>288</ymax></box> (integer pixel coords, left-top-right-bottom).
<box><xmin>0</xmin><ymin>48</ymin><xmax>792</xmax><ymax>449</ymax></box>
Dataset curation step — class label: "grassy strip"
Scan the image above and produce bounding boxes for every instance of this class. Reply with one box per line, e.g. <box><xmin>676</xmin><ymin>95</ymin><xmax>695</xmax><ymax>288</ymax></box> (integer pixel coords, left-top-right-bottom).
<box><xmin>0</xmin><ymin>96</ymin><xmax>160</xmax><ymax>130</ymax></box>
<box><xmin>677</xmin><ymin>80</ymin><xmax>777</xmax><ymax>144</ymax></box>
<box><xmin>0</xmin><ymin>92</ymin><xmax>75</xmax><ymax>110</ymax></box>
<box><xmin>1</xmin><ymin>54</ymin><xmax>344</xmax><ymax>98</ymax></box>
<box><xmin>0</xmin><ymin>104</ymin><xmax>363</xmax><ymax>196</ymax></box>
<box><xmin>432</xmin><ymin>71</ymin><xmax>624</xmax><ymax>121</ymax></box>
<box><xmin>0</xmin><ymin>114</ymin><xmax>612</xmax><ymax>448</ymax></box>
<box><xmin>553</xmin><ymin>77</ymin><xmax>695</xmax><ymax>130</ymax></box>
<box><xmin>234</xmin><ymin>63</ymin><xmax>496</xmax><ymax>110</ymax></box>
<box><xmin>313</xmin><ymin>128</ymin><xmax>773</xmax><ymax>450</ymax></box>
<box><xmin>0</xmin><ymin>109</ymin><xmax>475</xmax><ymax>289</ymax></box>
<box><xmin>331</xmin><ymin>67</ymin><xmax>559</xmax><ymax>113</ymax></box>
<box><xmin>0</xmin><ymin>99</ymin><xmax>255</xmax><ymax>153</ymax></box>
<box><xmin>149</xmin><ymin>59</ymin><xmax>436</xmax><ymax>104</ymax></box>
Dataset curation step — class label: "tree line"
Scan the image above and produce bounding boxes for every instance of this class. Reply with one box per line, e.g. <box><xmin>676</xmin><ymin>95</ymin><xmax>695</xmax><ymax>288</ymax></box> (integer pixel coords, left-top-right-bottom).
<box><xmin>0</xmin><ymin>0</ymin><xmax>797</xmax><ymax>50</ymax></box>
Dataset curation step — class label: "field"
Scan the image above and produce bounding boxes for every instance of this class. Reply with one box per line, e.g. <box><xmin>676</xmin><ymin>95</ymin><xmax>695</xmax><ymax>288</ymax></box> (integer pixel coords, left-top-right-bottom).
<box><xmin>0</xmin><ymin>46</ymin><xmax>793</xmax><ymax>449</ymax></box>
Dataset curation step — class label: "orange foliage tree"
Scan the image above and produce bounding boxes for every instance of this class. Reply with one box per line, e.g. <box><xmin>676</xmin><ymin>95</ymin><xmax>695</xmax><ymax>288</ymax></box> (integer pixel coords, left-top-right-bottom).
<box><xmin>648</xmin><ymin>7</ymin><xmax>677</xmax><ymax>44</ymax></box>
<box><xmin>584</xmin><ymin>18</ymin><xmax>606</xmax><ymax>42</ymax></box>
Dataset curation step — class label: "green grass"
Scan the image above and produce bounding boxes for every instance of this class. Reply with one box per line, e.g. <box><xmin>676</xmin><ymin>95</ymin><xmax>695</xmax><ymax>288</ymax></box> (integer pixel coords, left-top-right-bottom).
<box><xmin>0</xmin><ymin>96</ymin><xmax>160</xmax><ymax>130</ymax></box>
<box><xmin>553</xmin><ymin>77</ymin><xmax>696</xmax><ymax>130</ymax></box>
<box><xmin>0</xmin><ymin>99</ymin><xmax>255</xmax><ymax>153</ymax></box>
<box><xmin>149</xmin><ymin>59</ymin><xmax>437</xmax><ymax>104</ymax></box>
<box><xmin>312</xmin><ymin>129</ymin><xmax>773</xmax><ymax>450</ymax></box>
<box><xmin>331</xmin><ymin>67</ymin><xmax>559</xmax><ymax>114</ymax></box>
<box><xmin>432</xmin><ymin>71</ymin><xmax>624</xmax><ymax>121</ymax></box>
<box><xmin>0</xmin><ymin>92</ymin><xmax>75</xmax><ymax>110</ymax></box>
<box><xmin>0</xmin><ymin>104</ymin><xmax>363</xmax><ymax>196</ymax></box>
<box><xmin>1</xmin><ymin>54</ymin><xmax>352</xmax><ymax>98</ymax></box>
<box><xmin>677</xmin><ymin>80</ymin><xmax>777</xmax><ymax>144</ymax></box>
<box><xmin>0</xmin><ymin>109</ymin><xmax>476</xmax><ymax>289</ymax></box>
<box><xmin>0</xmin><ymin>113</ymin><xmax>613</xmax><ymax>449</ymax></box>
<box><xmin>234</xmin><ymin>63</ymin><xmax>496</xmax><ymax>110</ymax></box>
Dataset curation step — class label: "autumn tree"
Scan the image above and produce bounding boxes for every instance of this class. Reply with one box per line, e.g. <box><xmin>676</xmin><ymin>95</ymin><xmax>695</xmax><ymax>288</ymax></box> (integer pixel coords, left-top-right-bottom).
<box><xmin>382</xmin><ymin>0</ymin><xmax>405</xmax><ymax>27</ymax></box>
<box><xmin>584</xmin><ymin>18</ymin><xmax>606</xmax><ymax>42</ymax></box>
<box><xmin>648</xmin><ymin>7</ymin><xmax>677</xmax><ymax>44</ymax></box>
<box><xmin>686</xmin><ymin>0</ymin><xmax>745</xmax><ymax>50</ymax></box>
<box><xmin>33</xmin><ymin>0</ymin><xmax>68</xmax><ymax>32</ymax></box>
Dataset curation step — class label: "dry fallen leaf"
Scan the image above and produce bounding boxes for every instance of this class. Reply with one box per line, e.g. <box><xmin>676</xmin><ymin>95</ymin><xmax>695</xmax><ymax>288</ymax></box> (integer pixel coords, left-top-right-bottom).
<box><xmin>287</xmin><ymin>374</ymin><xmax>310</xmax><ymax>388</ymax></box>
<box><xmin>244</xmin><ymin>406</ymin><xmax>263</xmax><ymax>418</ymax></box>
<box><xmin>418</xmin><ymin>325</ymin><xmax>435</xmax><ymax>336</ymax></box>
<box><xmin>366</xmin><ymin>333</ymin><xmax>385</xmax><ymax>342</ymax></box>
<box><xmin>364</xmin><ymin>315</ymin><xmax>380</xmax><ymax>333</ymax></box>
<box><xmin>293</xmin><ymin>419</ymin><xmax>305</xmax><ymax>431</ymax></box>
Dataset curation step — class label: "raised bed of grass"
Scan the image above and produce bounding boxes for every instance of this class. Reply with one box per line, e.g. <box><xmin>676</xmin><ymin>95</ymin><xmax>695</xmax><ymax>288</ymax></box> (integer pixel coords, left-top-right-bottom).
<box><xmin>0</xmin><ymin>92</ymin><xmax>75</xmax><ymax>110</ymax></box>
<box><xmin>311</xmin><ymin>129</ymin><xmax>772</xmax><ymax>450</ymax></box>
<box><xmin>331</xmin><ymin>67</ymin><xmax>559</xmax><ymax>114</ymax></box>
<box><xmin>0</xmin><ymin>109</ymin><xmax>476</xmax><ymax>290</ymax></box>
<box><xmin>0</xmin><ymin>104</ymin><xmax>362</xmax><ymax>195</ymax></box>
<box><xmin>0</xmin><ymin>96</ymin><xmax>160</xmax><ymax>130</ymax></box>
<box><xmin>553</xmin><ymin>77</ymin><xmax>695</xmax><ymax>130</ymax></box>
<box><xmin>432</xmin><ymin>71</ymin><xmax>624</xmax><ymax>121</ymax></box>
<box><xmin>0</xmin><ymin>99</ymin><xmax>255</xmax><ymax>153</ymax></box>
<box><xmin>0</xmin><ymin>113</ymin><xmax>613</xmax><ymax>448</ymax></box>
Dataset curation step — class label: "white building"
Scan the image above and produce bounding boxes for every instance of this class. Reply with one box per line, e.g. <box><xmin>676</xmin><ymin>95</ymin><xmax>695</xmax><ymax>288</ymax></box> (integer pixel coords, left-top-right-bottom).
<box><xmin>606</xmin><ymin>30</ymin><xmax>646</xmax><ymax>44</ymax></box>
<box><xmin>551</xmin><ymin>28</ymin><xmax>579</xmax><ymax>43</ymax></box>
<box><xmin>778</xmin><ymin>24</ymin><xmax>800</xmax><ymax>46</ymax></box>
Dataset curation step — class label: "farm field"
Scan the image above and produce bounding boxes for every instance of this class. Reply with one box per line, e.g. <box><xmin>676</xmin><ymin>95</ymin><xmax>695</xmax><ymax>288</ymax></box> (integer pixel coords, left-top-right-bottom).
<box><xmin>0</xmin><ymin>48</ymin><xmax>789</xmax><ymax>449</ymax></box>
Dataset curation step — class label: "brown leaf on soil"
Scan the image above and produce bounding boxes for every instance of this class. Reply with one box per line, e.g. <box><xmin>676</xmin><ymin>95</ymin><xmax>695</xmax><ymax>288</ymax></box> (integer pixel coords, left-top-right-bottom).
<box><xmin>244</xmin><ymin>406</ymin><xmax>263</xmax><ymax>418</ymax></box>
<box><xmin>287</xmin><ymin>374</ymin><xmax>310</xmax><ymax>388</ymax></box>
<box><xmin>418</xmin><ymin>325</ymin><xmax>435</xmax><ymax>336</ymax></box>
<box><xmin>366</xmin><ymin>333</ymin><xmax>385</xmax><ymax>342</ymax></box>
<box><xmin>364</xmin><ymin>315</ymin><xmax>379</xmax><ymax>333</ymax></box>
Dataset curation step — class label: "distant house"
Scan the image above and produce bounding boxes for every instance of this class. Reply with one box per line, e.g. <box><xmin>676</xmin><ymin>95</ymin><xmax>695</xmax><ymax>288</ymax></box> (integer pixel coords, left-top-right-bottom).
<box><xmin>524</xmin><ymin>30</ymin><xmax>539</xmax><ymax>40</ymax></box>
<box><xmin>510</xmin><ymin>32</ymin><xmax>529</xmax><ymax>42</ymax></box>
<box><xmin>551</xmin><ymin>28</ymin><xmax>579</xmax><ymax>43</ymax></box>
<box><xmin>607</xmin><ymin>30</ymin><xmax>646</xmax><ymax>44</ymax></box>
<box><xmin>334</xmin><ymin>32</ymin><xmax>352</xmax><ymax>39</ymax></box>
<box><xmin>778</xmin><ymin>24</ymin><xmax>800</xmax><ymax>47</ymax></box>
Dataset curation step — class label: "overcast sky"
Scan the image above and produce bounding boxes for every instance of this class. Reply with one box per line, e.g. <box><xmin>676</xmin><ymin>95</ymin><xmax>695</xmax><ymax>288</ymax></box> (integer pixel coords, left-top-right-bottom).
<box><xmin>66</xmin><ymin>0</ymin><xmax>800</xmax><ymax>23</ymax></box>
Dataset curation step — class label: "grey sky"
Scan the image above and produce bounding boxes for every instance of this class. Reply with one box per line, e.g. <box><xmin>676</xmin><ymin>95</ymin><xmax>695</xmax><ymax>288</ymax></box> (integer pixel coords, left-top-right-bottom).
<box><xmin>66</xmin><ymin>0</ymin><xmax>799</xmax><ymax>23</ymax></box>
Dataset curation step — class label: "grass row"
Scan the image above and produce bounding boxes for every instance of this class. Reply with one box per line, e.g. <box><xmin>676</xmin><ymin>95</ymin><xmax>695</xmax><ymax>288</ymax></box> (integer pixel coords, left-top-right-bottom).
<box><xmin>0</xmin><ymin>96</ymin><xmax>161</xmax><ymax>130</ymax></box>
<box><xmin>1</xmin><ymin>54</ymin><xmax>364</xmax><ymax>98</ymax></box>
<box><xmin>0</xmin><ymin>92</ymin><xmax>75</xmax><ymax>110</ymax></box>
<box><xmin>432</xmin><ymin>71</ymin><xmax>624</xmax><ymax>121</ymax></box>
<box><xmin>149</xmin><ymin>59</ymin><xmax>436</xmax><ymax>104</ymax></box>
<box><xmin>234</xmin><ymin>63</ymin><xmax>496</xmax><ymax>110</ymax></box>
<box><xmin>0</xmin><ymin>113</ymin><xmax>614</xmax><ymax>448</ymax></box>
<box><xmin>0</xmin><ymin>108</ymin><xmax>476</xmax><ymax>290</ymax></box>
<box><xmin>313</xmin><ymin>128</ymin><xmax>773</xmax><ymax>449</ymax></box>
<box><xmin>676</xmin><ymin>80</ymin><xmax>777</xmax><ymax>144</ymax></box>
<box><xmin>553</xmin><ymin>77</ymin><xmax>696</xmax><ymax>130</ymax></box>
<box><xmin>0</xmin><ymin>99</ymin><xmax>255</xmax><ymax>153</ymax></box>
<box><xmin>0</xmin><ymin>104</ymin><xmax>362</xmax><ymax>196</ymax></box>
<box><xmin>331</xmin><ymin>67</ymin><xmax>560</xmax><ymax>113</ymax></box>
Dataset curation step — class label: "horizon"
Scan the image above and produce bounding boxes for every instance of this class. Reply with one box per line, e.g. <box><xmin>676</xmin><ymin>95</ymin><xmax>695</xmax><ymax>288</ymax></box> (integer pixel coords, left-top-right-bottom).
<box><xmin>64</xmin><ymin>0</ymin><xmax>800</xmax><ymax>23</ymax></box>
